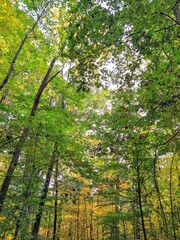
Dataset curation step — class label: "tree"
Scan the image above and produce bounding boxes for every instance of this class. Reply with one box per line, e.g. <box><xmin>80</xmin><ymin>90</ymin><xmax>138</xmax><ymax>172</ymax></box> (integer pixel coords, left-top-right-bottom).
<box><xmin>0</xmin><ymin>0</ymin><xmax>179</xmax><ymax>239</ymax></box>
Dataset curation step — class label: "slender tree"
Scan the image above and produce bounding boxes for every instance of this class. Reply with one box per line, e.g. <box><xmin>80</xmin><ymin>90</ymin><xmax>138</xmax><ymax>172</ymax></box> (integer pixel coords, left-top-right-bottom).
<box><xmin>0</xmin><ymin>0</ymin><xmax>54</xmax><ymax>91</ymax></box>
<box><xmin>0</xmin><ymin>57</ymin><xmax>58</xmax><ymax>213</ymax></box>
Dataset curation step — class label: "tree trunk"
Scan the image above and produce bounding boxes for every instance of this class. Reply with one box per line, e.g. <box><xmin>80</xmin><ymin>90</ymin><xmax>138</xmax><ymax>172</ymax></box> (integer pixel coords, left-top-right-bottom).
<box><xmin>132</xmin><ymin>186</ymin><xmax>140</xmax><ymax>240</ymax></box>
<box><xmin>0</xmin><ymin>57</ymin><xmax>57</xmax><ymax>213</ymax></box>
<box><xmin>84</xmin><ymin>199</ymin><xmax>89</xmax><ymax>240</ymax></box>
<box><xmin>153</xmin><ymin>150</ymin><xmax>169</xmax><ymax>238</ymax></box>
<box><xmin>31</xmin><ymin>144</ymin><xmax>58</xmax><ymax>238</ymax></box>
<box><xmin>169</xmin><ymin>155</ymin><xmax>177</xmax><ymax>240</ymax></box>
<box><xmin>30</xmin><ymin>57</ymin><xmax>57</xmax><ymax>116</ymax></box>
<box><xmin>76</xmin><ymin>198</ymin><xmax>80</xmax><ymax>240</ymax></box>
<box><xmin>134</xmin><ymin>148</ymin><xmax>147</xmax><ymax>240</ymax></box>
<box><xmin>137</xmin><ymin>168</ymin><xmax>147</xmax><ymax>240</ymax></box>
<box><xmin>110</xmin><ymin>183</ymin><xmax>120</xmax><ymax>240</ymax></box>
<box><xmin>135</xmin><ymin>151</ymin><xmax>147</xmax><ymax>240</ymax></box>
<box><xmin>53</xmin><ymin>160</ymin><xmax>59</xmax><ymax>240</ymax></box>
<box><xmin>90</xmin><ymin>198</ymin><xmax>93</xmax><ymax>240</ymax></box>
<box><xmin>0</xmin><ymin>128</ymin><xmax>28</xmax><ymax>213</ymax></box>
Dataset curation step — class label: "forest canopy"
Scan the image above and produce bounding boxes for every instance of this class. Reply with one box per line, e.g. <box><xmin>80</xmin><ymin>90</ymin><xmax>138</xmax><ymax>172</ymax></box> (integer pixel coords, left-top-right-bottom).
<box><xmin>0</xmin><ymin>0</ymin><xmax>179</xmax><ymax>239</ymax></box>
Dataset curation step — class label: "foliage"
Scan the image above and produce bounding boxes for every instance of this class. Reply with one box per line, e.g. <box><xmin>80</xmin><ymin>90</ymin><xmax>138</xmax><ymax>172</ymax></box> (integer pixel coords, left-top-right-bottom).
<box><xmin>0</xmin><ymin>0</ymin><xmax>179</xmax><ymax>239</ymax></box>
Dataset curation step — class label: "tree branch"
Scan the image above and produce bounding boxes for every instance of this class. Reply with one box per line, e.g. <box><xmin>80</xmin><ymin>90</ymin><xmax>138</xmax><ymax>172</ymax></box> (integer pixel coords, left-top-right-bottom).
<box><xmin>156</xmin><ymin>130</ymin><xmax>180</xmax><ymax>147</ymax></box>
<box><xmin>159</xmin><ymin>12</ymin><xmax>180</xmax><ymax>25</ymax></box>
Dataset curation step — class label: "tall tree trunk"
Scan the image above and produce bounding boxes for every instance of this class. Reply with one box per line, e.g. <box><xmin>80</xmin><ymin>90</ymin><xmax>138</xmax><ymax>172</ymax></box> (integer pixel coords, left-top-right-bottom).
<box><xmin>137</xmin><ymin>168</ymin><xmax>147</xmax><ymax>240</ymax></box>
<box><xmin>120</xmin><ymin>196</ymin><xmax>127</xmax><ymax>240</ymax></box>
<box><xmin>0</xmin><ymin>128</ymin><xmax>29</xmax><ymax>213</ymax></box>
<box><xmin>135</xmin><ymin>150</ymin><xmax>147</xmax><ymax>240</ymax></box>
<box><xmin>0</xmin><ymin>0</ymin><xmax>53</xmax><ymax>91</ymax></box>
<box><xmin>76</xmin><ymin>198</ymin><xmax>80</xmax><ymax>240</ymax></box>
<box><xmin>53</xmin><ymin>160</ymin><xmax>59</xmax><ymax>240</ymax></box>
<box><xmin>90</xmin><ymin>198</ymin><xmax>94</xmax><ymax>240</ymax></box>
<box><xmin>84</xmin><ymin>198</ymin><xmax>89</xmax><ymax>240</ymax></box>
<box><xmin>31</xmin><ymin>144</ymin><xmax>58</xmax><ymax>238</ymax></box>
<box><xmin>169</xmin><ymin>155</ymin><xmax>177</xmax><ymax>240</ymax></box>
<box><xmin>132</xmin><ymin>202</ymin><xmax>141</xmax><ymax>240</ymax></box>
<box><xmin>0</xmin><ymin>57</ymin><xmax>57</xmax><ymax>213</ymax></box>
<box><xmin>96</xmin><ymin>217</ymin><xmax>99</xmax><ymax>240</ymax></box>
<box><xmin>56</xmin><ymin>205</ymin><xmax>62</xmax><ymax>240</ymax></box>
<box><xmin>110</xmin><ymin>183</ymin><xmax>120</xmax><ymax>240</ymax></box>
<box><xmin>153</xmin><ymin>150</ymin><xmax>169</xmax><ymax>238</ymax></box>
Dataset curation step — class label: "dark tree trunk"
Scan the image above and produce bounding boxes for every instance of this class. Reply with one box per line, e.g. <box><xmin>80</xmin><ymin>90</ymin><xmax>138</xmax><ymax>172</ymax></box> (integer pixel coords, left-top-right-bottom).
<box><xmin>169</xmin><ymin>155</ymin><xmax>177</xmax><ymax>240</ymax></box>
<box><xmin>153</xmin><ymin>150</ymin><xmax>169</xmax><ymax>238</ymax></box>
<box><xmin>0</xmin><ymin>57</ymin><xmax>57</xmax><ymax>213</ymax></box>
<box><xmin>53</xmin><ymin>160</ymin><xmax>59</xmax><ymax>240</ymax></box>
<box><xmin>30</xmin><ymin>57</ymin><xmax>57</xmax><ymax>116</ymax></box>
<box><xmin>31</xmin><ymin>144</ymin><xmax>58</xmax><ymax>238</ymax></box>
<box><xmin>84</xmin><ymin>199</ymin><xmax>89</xmax><ymax>240</ymax></box>
<box><xmin>135</xmin><ymin>149</ymin><xmax>147</xmax><ymax>240</ymax></box>
<box><xmin>0</xmin><ymin>128</ymin><xmax>28</xmax><ymax>213</ymax></box>
<box><xmin>137</xmin><ymin>168</ymin><xmax>147</xmax><ymax>240</ymax></box>
<box><xmin>110</xmin><ymin>183</ymin><xmax>120</xmax><ymax>240</ymax></box>
<box><xmin>13</xmin><ymin>221</ymin><xmax>21</xmax><ymax>240</ymax></box>
<box><xmin>76</xmin><ymin>198</ymin><xmax>80</xmax><ymax>240</ymax></box>
<box><xmin>90</xmin><ymin>198</ymin><xmax>94</xmax><ymax>240</ymax></box>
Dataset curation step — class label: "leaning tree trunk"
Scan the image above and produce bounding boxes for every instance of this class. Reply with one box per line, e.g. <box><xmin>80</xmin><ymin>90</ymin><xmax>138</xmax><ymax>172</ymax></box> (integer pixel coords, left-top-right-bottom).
<box><xmin>0</xmin><ymin>0</ymin><xmax>53</xmax><ymax>91</ymax></box>
<box><xmin>0</xmin><ymin>57</ymin><xmax>57</xmax><ymax>213</ymax></box>
<box><xmin>0</xmin><ymin>128</ymin><xmax>29</xmax><ymax>213</ymax></box>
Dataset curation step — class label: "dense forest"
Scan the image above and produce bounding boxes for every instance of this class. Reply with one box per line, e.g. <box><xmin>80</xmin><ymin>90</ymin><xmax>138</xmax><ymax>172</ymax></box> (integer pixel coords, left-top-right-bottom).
<box><xmin>0</xmin><ymin>0</ymin><xmax>179</xmax><ymax>239</ymax></box>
